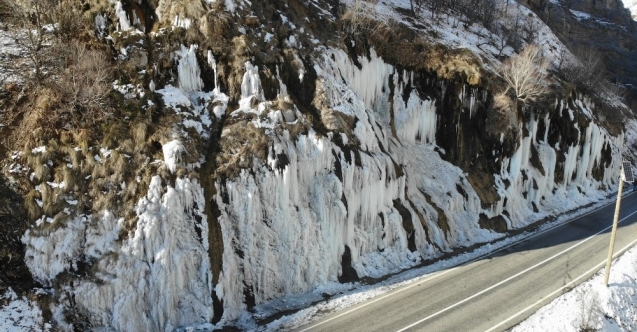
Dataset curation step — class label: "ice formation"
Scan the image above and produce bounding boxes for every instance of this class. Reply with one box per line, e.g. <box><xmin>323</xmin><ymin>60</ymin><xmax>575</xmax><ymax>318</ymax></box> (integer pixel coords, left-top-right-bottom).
<box><xmin>177</xmin><ymin>44</ymin><xmax>204</xmax><ymax>92</ymax></box>
<box><xmin>163</xmin><ymin>139</ymin><xmax>185</xmax><ymax>173</ymax></box>
<box><xmin>21</xmin><ymin>177</ymin><xmax>215</xmax><ymax>331</ymax></box>
<box><xmin>212</xmin><ymin>47</ymin><xmax>499</xmax><ymax>319</ymax></box>
<box><xmin>210</xmin><ymin>47</ymin><xmax>624</xmax><ymax>321</ymax></box>
<box><xmin>114</xmin><ymin>1</ymin><xmax>131</xmax><ymax>31</ymax></box>
<box><xmin>491</xmin><ymin>107</ymin><xmax>621</xmax><ymax>228</ymax></box>
<box><xmin>72</xmin><ymin>177</ymin><xmax>213</xmax><ymax>331</ymax></box>
<box><xmin>238</xmin><ymin>62</ymin><xmax>264</xmax><ymax>111</ymax></box>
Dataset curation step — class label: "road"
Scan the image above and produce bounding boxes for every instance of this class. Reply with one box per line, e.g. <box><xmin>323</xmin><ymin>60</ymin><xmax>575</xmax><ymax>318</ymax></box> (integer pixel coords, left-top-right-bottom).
<box><xmin>296</xmin><ymin>191</ymin><xmax>637</xmax><ymax>332</ymax></box>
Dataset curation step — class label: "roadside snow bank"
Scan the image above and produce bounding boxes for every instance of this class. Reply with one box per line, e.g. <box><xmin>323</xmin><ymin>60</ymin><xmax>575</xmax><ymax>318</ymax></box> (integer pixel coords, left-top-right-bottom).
<box><xmin>513</xmin><ymin>244</ymin><xmax>637</xmax><ymax>332</ymax></box>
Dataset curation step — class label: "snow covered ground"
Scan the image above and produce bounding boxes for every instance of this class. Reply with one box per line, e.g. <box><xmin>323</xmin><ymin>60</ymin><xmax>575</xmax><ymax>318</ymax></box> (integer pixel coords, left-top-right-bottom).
<box><xmin>623</xmin><ymin>0</ymin><xmax>637</xmax><ymax>19</ymax></box>
<box><xmin>512</xmin><ymin>243</ymin><xmax>637</xmax><ymax>331</ymax></box>
<box><xmin>0</xmin><ymin>289</ymin><xmax>49</xmax><ymax>331</ymax></box>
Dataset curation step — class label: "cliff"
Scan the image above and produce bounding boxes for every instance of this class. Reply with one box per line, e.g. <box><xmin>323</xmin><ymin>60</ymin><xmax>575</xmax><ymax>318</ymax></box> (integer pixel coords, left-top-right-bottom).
<box><xmin>526</xmin><ymin>0</ymin><xmax>637</xmax><ymax>109</ymax></box>
<box><xmin>0</xmin><ymin>0</ymin><xmax>635</xmax><ymax>330</ymax></box>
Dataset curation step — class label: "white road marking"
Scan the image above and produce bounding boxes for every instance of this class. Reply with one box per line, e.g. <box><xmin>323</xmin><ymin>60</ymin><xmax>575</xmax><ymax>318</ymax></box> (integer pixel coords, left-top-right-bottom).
<box><xmin>298</xmin><ymin>267</ymin><xmax>460</xmax><ymax>332</ymax></box>
<box><xmin>298</xmin><ymin>193</ymin><xmax>635</xmax><ymax>332</ymax></box>
<box><xmin>395</xmin><ymin>209</ymin><xmax>637</xmax><ymax>332</ymax></box>
<box><xmin>484</xmin><ymin>236</ymin><xmax>637</xmax><ymax>332</ymax></box>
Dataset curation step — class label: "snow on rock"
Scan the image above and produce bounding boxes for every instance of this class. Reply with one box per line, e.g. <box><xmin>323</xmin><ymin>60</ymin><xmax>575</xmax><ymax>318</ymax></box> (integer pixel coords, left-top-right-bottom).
<box><xmin>156</xmin><ymin>85</ymin><xmax>193</xmax><ymax>109</ymax></box>
<box><xmin>163</xmin><ymin>139</ymin><xmax>185</xmax><ymax>173</ymax></box>
<box><xmin>158</xmin><ymin>49</ymin><xmax>227</xmax><ymax>125</ymax></box>
<box><xmin>0</xmin><ymin>289</ymin><xmax>49</xmax><ymax>331</ymax></box>
<box><xmin>624</xmin><ymin>0</ymin><xmax>637</xmax><ymax>19</ymax></box>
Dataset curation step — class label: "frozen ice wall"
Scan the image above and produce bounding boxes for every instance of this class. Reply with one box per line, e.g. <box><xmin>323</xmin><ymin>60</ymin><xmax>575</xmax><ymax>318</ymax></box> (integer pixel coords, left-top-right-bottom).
<box><xmin>491</xmin><ymin>102</ymin><xmax>621</xmax><ymax>228</ymax></box>
<box><xmin>213</xmin><ymin>47</ymin><xmax>498</xmax><ymax>320</ymax></box>
<box><xmin>71</xmin><ymin>177</ymin><xmax>213</xmax><ymax>332</ymax></box>
<box><xmin>211</xmin><ymin>46</ymin><xmax>625</xmax><ymax>322</ymax></box>
<box><xmin>177</xmin><ymin>44</ymin><xmax>204</xmax><ymax>92</ymax></box>
<box><xmin>22</xmin><ymin>176</ymin><xmax>214</xmax><ymax>331</ymax></box>
<box><xmin>115</xmin><ymin>1</ymin><xmax>131</xmax><ymax>31</ymax></box>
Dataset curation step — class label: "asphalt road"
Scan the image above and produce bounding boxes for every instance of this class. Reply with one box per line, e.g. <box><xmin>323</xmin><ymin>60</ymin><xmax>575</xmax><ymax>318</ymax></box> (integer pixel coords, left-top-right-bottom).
<box><xmin>296</xmin><ymin>191</ymin><xmax>637</xmax><ymax>332</ymax></box>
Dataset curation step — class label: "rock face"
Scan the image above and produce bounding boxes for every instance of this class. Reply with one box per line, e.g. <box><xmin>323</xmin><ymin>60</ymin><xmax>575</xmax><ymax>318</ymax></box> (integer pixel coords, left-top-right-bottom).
<box><xmin>0</xmin><ymin>177</ymin><xmax>33</xmax><ymax>295</ymax></box>
<box><xmin>526</xmin><ymin>0</ymin><xmax>637</xmax><ymax>108</ymax></box>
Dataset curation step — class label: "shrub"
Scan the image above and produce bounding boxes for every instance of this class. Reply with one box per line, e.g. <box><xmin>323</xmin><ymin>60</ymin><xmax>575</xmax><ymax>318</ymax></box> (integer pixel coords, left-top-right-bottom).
<box><xmin>52</xmin><ymin>41</ymin><xmax>113</xmax><ymax>126</ymax></box>
<box><xmin>498</xmin><ymin>44</ymin><xmax>549</xmax><ymax>109</ymax></box>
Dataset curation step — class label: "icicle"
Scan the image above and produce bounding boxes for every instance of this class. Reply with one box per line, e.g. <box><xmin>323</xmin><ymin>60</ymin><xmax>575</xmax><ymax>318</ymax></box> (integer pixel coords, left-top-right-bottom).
<box><xmin>176</xmin><ymin>44</ymin><xmax>204</xmax><ymax>92</ymax></box>
<box><xmin>207</xmin><ymin>50</ymin><xmax>218</xmax><ymax>91</ymax></box>
<box><xmin>115</xmin><ymin>1</ymin><xmax>131</xmax><ymax>31</ymax></box>
<box><xmin>276</xmin><ymin>65</ymin><xmax>288</xmax><ymax>97</ymax></box>
<box><xmin>238</xmin><ymin>62</ymin><xmax>264</xmax><ymax>110</ymax></box>
<box><xmin>95</xmin><ymin>14</ymin><xmax>106</xmax><ymax>35</ymax></box>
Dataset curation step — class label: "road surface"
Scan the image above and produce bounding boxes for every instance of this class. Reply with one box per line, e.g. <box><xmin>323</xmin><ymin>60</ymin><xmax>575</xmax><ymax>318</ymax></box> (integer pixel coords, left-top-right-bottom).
<box><xmin>296</xmin><ymin>191</ymin><xmax>637</xmax><ymax>332</ymax></box>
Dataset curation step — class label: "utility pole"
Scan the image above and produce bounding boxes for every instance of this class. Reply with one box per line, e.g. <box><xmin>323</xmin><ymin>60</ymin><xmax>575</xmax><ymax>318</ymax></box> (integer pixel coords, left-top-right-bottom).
<box><xmin>604</xmin><ymin>161</ymin><xmax>634</xmax><ymax>286</ymax></box>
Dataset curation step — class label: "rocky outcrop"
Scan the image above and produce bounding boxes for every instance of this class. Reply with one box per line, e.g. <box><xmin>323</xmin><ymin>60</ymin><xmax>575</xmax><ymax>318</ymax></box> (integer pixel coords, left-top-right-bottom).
<box><xmin>0</xmin><ymin>177</ymin><xmax>33</xmax><ymax>295</ymax></box>
<box><xmin>526</xmin><ymin>0</ymin><xmax>637</xmax><ymax>108</ymax></box>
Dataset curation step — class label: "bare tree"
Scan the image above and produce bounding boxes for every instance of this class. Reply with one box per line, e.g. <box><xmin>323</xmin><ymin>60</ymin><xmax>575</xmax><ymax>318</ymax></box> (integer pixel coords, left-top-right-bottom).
<box><xmin>499</xmin><ymin>44</ymin><xmax>549</xmax><ymax>109</ymax></box>
<box><xmin>55</xmin><ymin>41</ymin><xmax>112</xmax><ymax>123</ymax></box>
<box><xmin>563</xmin><ymin>46</ymin><xmax>605</xmax><ymax>93</ymax></box>
<box><xmin>5</xmin><ymin>0</ymin><xmax>58</xmax><ymax>83</ymax></box>
<box><xmin>2</xmin><ymin>0</ymin><xmax>113</xmax><ymax>127</ymax></box>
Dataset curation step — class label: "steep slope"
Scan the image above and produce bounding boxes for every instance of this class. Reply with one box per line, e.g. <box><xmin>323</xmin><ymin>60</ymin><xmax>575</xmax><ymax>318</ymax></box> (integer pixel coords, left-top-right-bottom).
<box><xmin>0</xmin><ymin>0</ymin><xmax>635</xmax><ymax>330</ymax></box>
<box><xmin>527</xmin><ymin>0</ymin><xmax>637</xmax><ymax>109</ymax></box>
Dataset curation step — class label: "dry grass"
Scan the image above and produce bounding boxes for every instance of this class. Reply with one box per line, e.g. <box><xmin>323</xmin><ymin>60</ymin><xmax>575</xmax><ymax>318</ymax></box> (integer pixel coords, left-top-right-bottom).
<box><xmin>360</xmin><ymin>18</ymin><xmax>485</xmax><ymax>85</ymax></box>
<box><xmin>216</xmin><ymin>120</ymin><xmax>271</xmax><ymax>178</ymax></box>
<box><xmin>155</xmin><ymin>0</ymin><xmax>204</xmax><ymax>26</ymax></box>
<box><xmin>24</xmin><ymin>190</ymin><xmax>42</xmax><ymax>220</ymax></box>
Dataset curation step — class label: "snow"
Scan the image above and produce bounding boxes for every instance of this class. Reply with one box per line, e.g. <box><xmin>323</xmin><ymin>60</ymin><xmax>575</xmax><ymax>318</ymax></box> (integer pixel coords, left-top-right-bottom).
<box><xmin>624</xmin><ymin>0</ymin><xmax>637</xmax><ymax>19</ymax></box>
<box><xmin>513</xmin><ymin>245</ymin><xmax>637</xmax><ymax>332</ymax></box>
<box><xmin>163</xmin><ymin>139</ymin><xmax>185</xmax><ymax>173</ymax></box>
<box><xmin>571</xmin><ymin>9</ymin><xmax>593</xmax><ymax>21</ymax></box>
<box><xmin>113</xmin><ymin>81</ymin><xmax>145</xmax><ymax>99</ymax></box>
<box><xmin>0</xmin><ymin>289</ymin><xmax>49</xmax><ymax>331</ymax></box>
<box><xmin>156</xmin><ymin>84</ymin><xmax>227</xmax><ymax>137</ymax></box>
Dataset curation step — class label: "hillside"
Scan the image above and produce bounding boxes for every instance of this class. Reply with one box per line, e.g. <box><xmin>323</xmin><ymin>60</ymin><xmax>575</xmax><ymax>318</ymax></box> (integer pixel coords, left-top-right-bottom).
<box><xmin>1</xmin><ymin>0</ymin><xmax>636</xmax><ymax>330</ymax></box>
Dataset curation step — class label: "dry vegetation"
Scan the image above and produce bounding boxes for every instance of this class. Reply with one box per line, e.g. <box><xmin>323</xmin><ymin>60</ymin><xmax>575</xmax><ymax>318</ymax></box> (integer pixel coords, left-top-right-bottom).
<box><xmin>498</xmin><ymin>44</ymin><xmax>549</xmax><ymax>110</ymax></box>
